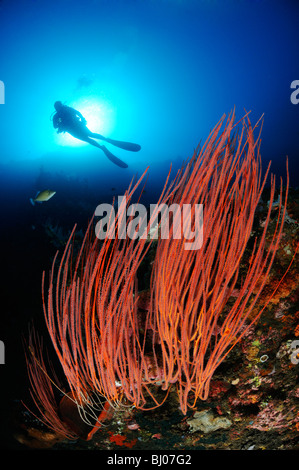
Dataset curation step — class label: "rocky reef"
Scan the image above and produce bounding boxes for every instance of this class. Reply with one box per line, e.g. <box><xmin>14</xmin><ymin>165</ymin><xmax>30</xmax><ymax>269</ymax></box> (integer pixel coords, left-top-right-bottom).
<box><xmin>13</xmin><ymin>186</ymin><xmax>299</xmax><ymax>451</ymax></box>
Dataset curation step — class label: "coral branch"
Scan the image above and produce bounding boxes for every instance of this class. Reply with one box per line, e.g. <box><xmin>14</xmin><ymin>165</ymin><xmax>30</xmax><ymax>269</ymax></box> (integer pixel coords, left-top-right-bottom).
<box><xmin>149</xmin><ymin>112</ymin><xmax>289</xmax><ymax>413</ymax></box>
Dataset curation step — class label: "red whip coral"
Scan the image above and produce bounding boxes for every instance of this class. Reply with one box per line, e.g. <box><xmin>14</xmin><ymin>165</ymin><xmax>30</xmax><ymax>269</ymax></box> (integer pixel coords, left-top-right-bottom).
<box><xmin>42</xmin><ymin>168</ymin><xmax>178</xmax><ymax>409</ymax></box>
<box><xmin>148</xmin><ymin>112</ymin><xmax>289</xmax><ymax>413</ymax></box>
<box><xmin>25</xmin><ymin>166</ymin><xmax>178</xmax><ymax>437</ymax></box>
<box><xmin>25</xmin><ymin>111</ymin><xmax>291</xmax><ymax>437</ymax></box>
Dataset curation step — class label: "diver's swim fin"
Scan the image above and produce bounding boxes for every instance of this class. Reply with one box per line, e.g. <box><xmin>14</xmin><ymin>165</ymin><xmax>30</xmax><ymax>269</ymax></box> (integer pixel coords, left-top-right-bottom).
<box><xmin>105</xmin><ymin>138</ymin><xmax>141</xmax><ymax>152</ymax></box>
<box><xmin>95</xmin><ymin>134</ymin><xmax>141</xmax><ymax>152</ymax></box>
<box><xmin>100</xmin><ymin>145</ymin><xmax>128</xmax><ymax>168</ymax></box>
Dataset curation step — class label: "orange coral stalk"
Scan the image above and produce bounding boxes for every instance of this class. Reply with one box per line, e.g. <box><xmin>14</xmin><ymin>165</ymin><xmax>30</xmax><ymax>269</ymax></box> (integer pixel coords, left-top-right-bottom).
<box><xmin>24</xmin><ymin>329</ymin><xmax>78</xmax><ymax>440</ymax></box>
<box><xmin>149</xmin><ymin>112</ymin><xmax>289</xmax><ymax>414</ymax></box>
<box><xmin>40</xmin><ymin>167</ymin><xmax>178</xmax><ymax>422</ymax></box>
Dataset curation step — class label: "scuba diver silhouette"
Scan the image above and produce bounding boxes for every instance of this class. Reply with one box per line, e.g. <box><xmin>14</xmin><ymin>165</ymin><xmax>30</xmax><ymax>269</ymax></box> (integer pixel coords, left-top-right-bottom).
<box><xmin>52</xmin><ymin>101</ymin><xmax>141</xmax><ymax>168</ymax></box>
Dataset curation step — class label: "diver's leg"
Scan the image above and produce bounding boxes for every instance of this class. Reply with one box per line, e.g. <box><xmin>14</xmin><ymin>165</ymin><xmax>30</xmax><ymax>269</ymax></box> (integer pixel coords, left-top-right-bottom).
<box><xmin>85</xmin><ymin>128</ymin><xmax>106</xmax><ymax>139</ymax></box>
<box><xmin>71</xmin><ymin>134</ymin><xmax>128</xmax><ymax>168</ymax></box>
<box><xmin>67</xmin><ymin>128</ymin><xmax>103</xmax><ymax>148</ymax></box>
<box><xmin>81</xmin><ymin>136</ymin><xmax>104</xmax><ymax>149</ymax></box>
<box><xmin>67</xmin><ymin>129</ymin><xmax>128</xmax><ymax>167</ymax></box>
<box><xmin>85</xmin><ymin>128</ymin><xmax>141</xmax><ymax>152</ymax></box>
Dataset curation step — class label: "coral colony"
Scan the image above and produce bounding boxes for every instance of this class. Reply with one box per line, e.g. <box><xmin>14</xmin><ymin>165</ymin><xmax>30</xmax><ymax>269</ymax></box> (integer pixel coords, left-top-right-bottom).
<box><xmin>25</xmin><ymin>112</ymin><xmax>292</xmax><ymax>440</ymax></box>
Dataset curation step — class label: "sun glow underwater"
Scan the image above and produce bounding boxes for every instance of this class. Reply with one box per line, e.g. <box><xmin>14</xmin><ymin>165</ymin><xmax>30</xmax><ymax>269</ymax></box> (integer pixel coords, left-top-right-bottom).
<box><xmin>54</xmin><ymin>96</ymin><xmax>116</xmax><ymax>148</ymax></box>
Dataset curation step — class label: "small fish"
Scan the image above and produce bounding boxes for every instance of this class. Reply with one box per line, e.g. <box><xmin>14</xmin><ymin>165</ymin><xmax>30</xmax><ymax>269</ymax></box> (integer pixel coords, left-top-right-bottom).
<box><xmin>30</xmin><ymin>190</ymin><xmax>56</xmax><ymax>206</ymax></box>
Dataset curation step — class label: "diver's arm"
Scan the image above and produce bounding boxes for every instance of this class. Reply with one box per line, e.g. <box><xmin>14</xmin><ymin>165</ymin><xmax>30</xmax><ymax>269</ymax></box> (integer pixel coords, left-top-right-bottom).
<box><xmin>77</xmin><ymin>111</ymin><xmax>87</xmax><ymax>123</ymax></box>
<box><xmin>53</xmin><ymin>114</ymin><xmax>59</xmax><ymax>128</ymax></box>
<box><xmin>69</xmin><ymin>107</ymin><xmax>87</xmax><ymax>123</ymax></box>
<box><xmin>53</xmin><ymin>114</ymin><xmax>61</xmax><ymax>131</ymax></box>
<box><xmin>53</xmin><ymin>114</ymin><xmax>64</xmax><ymax>133</ymax></box>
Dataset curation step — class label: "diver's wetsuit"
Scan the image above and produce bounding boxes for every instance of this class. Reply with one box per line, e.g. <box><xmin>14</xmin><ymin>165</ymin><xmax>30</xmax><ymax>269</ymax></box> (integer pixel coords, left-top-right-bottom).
<box><xmin>53</xmin><ymin>104</ymin><xmax>133</xmax><ymax>168</ymax></box>
<box><xmin>53</xmin><ymin>105</ymin><xmax>98</xmax><ymax>142</ymax></box>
